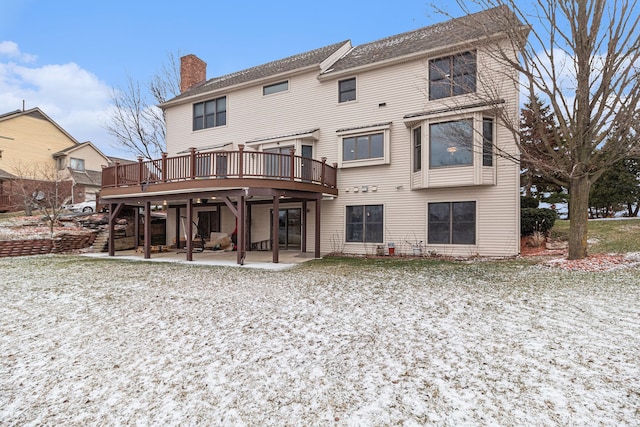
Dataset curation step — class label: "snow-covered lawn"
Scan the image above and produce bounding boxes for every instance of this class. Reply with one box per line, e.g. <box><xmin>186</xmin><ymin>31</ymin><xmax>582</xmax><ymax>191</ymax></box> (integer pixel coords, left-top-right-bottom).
<box><xmin>1</xmin><ymin>255</ymin><xmax>639</xmax><ymax>426</ymax></box>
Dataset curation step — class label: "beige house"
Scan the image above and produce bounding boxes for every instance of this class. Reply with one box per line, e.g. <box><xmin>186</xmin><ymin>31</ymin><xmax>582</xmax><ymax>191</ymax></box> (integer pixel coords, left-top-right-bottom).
<box><xmin>0</xmin><ymin>107</ymin><xmax>112</xmax><ymax>212</ymax></box>
<box><xmin>100</xmin><ymin>6</ymin><xmax>526</xmax><ymax>263</ymax></box>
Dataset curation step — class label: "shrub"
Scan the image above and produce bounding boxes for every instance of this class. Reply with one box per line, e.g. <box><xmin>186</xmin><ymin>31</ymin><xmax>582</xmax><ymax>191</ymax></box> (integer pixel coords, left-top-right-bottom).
<box><xmin>520</xmin><ymin>196</ymin><xmax>539</xmax><ymax>208</ymax></box>
<box><xmin>521</xmin><ymin>208</ymin><xmax>557</xmax><ymax>236</ymax></box>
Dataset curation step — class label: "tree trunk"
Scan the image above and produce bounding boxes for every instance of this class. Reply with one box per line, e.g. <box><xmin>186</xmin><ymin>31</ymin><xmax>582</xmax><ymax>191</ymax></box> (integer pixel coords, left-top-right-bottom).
<box><xmin>568</xmin><ymin>175</ymin><xmax>591</xmax><ymax>260</ymax></box>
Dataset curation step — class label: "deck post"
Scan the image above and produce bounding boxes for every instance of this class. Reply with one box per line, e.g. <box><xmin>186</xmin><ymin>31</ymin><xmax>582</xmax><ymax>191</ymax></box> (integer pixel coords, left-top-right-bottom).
<box><xmin>289</xmin><ymin>148</ymin><xmax>295</xmax><ymax>181</ymax></box>
<box><xmin>272</xmin><ymin>195</ymin><xmax>280</xmax><ymax>263</ymax></box>
<box><xmin>237</xmin><ymin>195</ymin><xmax>246</xmax><ymax>265</ymax></box>
<box><xmin>134</xmin><ymin>207</ymin><xmax>140</xmax><ymax>247</ymax></box>
<box><xmin>321</xmin><ymin>157</ymin><xmax>327</xmax><ymax>186</ymax></box>
<box><xmin>189</xmin><ymin>147</ymin><xmax>196</xmax><ymax>180</ymax></box>
<box><xmin>108</xmin><ymin>203</ymin><xmax>116</xmax><ymax>256</ymax></box>
<box><xmin>186</xmin><ymin>198</ymin><xmax>193</xmax><ymax>261</ymax></box>
<box><xmin>315</xmin><ymin>196</ymin><xmax>321</xmax><ymax>258</ymax></box>
<box><xmin>161</xmin><ymin>152</ymin><xmax>168</xmax><ymax>182</ymax></box>
<box><xmin>114</xmin><ymin>162</ymin><xmax>120</xmax><ymax>188</ymax></box>
<box><xmin>238</xmin><ymin>144</ymin><xmax>244</xmax><ymax>178</ymax></box>
<box><xmin>174</xmin><ymin>206</ymin><xmax>181</xmax><ymax>249</ymax></box>
<box><xmin>144</xmin><ymin>202</ymin><xmax>151</xmax><ymax>259</ymax></box>
<box><xmin>137</xmin><ymin>157</ymin><xmax>143</xmax><ymax>185</ymax></box>
<box><xmin>301</xmin><ymin>201</ymin><xmax>307</xmax><ymax>253</ymax></box>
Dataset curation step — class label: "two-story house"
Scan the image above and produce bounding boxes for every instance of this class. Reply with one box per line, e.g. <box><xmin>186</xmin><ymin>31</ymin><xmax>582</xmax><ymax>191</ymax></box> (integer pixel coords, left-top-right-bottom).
<box><xmin>99</xmin><ymin>6</ymin><xmax>526</xmax><ymax>264</ymax></box>
<box><xmin>0</xmin><ymin>107</ymin><xmax>112</xmax><ymax>212</ymax></box>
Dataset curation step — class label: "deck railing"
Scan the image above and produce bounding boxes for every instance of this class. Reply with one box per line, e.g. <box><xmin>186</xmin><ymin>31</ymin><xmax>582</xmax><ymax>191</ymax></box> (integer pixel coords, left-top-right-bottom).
<box><xmin>102</xmin><ymin>145</ymin><xmax>337</xmax><ymax>190</ymax></box>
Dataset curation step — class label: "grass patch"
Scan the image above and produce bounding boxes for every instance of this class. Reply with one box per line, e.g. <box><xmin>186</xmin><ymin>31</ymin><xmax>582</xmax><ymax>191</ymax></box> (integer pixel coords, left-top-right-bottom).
<box><xmin>550</xmin><ymin>218</ymin><xmax>640</xmax><ymax>253</ymax></box>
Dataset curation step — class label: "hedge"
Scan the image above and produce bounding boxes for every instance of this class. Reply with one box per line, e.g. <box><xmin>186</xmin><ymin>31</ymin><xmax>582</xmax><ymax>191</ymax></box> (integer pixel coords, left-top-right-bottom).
<box><xmin>521</xmin><ymin>208</ymin><xmax>558</xmax><ymax>236</ymax></box>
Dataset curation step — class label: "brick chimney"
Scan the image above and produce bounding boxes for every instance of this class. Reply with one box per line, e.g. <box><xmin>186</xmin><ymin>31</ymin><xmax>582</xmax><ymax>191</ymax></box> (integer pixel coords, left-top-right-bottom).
<box><xmin>180</xmin><ymin>54</ymin><xmax>207</xmax><ymax>93</ymax></box>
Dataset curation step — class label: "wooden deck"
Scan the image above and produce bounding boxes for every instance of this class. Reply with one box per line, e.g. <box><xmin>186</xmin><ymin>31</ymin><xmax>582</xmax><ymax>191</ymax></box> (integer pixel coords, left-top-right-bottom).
<box><xmin>100</xmin><ymin>145</ymin><xmax>337</xmax><ymax>201</ymax></box>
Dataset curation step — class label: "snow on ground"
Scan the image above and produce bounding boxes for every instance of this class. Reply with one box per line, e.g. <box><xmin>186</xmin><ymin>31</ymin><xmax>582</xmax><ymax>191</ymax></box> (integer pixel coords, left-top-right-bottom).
<box><xmin>1</xmin><ymin>255</ymin><xmax>639</xmax><ymax>426</ymax></box>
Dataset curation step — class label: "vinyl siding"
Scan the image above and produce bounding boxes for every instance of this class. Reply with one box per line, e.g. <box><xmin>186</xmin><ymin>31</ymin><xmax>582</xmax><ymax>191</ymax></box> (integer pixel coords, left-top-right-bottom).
<box><xmin>0</xmin><ymin>115</ymin><xmax>76</xmax><ymax>178</ymax></box>
<box><xmin>165</xmin><ymin>42</ymin><xmax>521</xmax><ymax>257</ymax></box>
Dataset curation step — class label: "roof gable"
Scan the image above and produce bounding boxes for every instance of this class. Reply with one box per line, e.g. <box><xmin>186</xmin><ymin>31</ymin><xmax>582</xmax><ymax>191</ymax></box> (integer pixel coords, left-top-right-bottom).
<box><xmin>0</xmin><ymin>107</ymin><xmax>80</xmax><ymax>145</ymax></box>
<box><xmin>52</xmin><ymin>141</ymin><xmax>110</xmax><ymax>163</ymax></box>
<box><xmin>323</xmin><ymin>6</ymin><xmax>523</xmax><ymax>76</ymax></box>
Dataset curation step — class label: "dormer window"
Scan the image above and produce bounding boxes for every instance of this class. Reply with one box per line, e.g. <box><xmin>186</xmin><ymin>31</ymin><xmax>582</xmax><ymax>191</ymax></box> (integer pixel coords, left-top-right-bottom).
<box><xmin>70</xmin><ymin>157</ymin><xmax>85</xmax><ymax>171</ymax></box>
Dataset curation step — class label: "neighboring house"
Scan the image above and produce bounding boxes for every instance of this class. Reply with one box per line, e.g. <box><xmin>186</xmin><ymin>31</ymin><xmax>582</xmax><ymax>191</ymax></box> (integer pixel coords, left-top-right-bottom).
<box><xmin>100</xmin><ymin>6</ymin><xmax>526</xmax><ymax>263</ymax></box>
<box><xmin>0</xmin><ymin>107</ymin><xmax>112</xmax><ymax>212</ymax></box>
<box><xmin>52</xmin><ymin>141</ymin><xmax>112</xmax><ymax>205</ymax></box>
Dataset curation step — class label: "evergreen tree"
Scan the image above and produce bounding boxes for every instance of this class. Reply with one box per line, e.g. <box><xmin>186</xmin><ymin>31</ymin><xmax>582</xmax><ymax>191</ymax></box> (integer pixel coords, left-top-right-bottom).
<box><xmin>520</xmin><ymin>95</ymin><xmax>565</xmax><ymax>201</ymax></box>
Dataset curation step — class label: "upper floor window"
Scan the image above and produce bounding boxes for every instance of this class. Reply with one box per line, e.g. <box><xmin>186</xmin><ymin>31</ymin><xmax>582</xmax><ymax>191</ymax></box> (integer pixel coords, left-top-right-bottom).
<box><xmin>429</xmin><ymin>51</ymin><xmax>476</xmax><ymax>100</ymax></box>
<box><xmin>70</xmin><ymin>157</ymin><xmax>85</xmax><ymax>171</ymax></box>
<box><xmin>193</xmin><ymin>96</ymin><xmax>226</xmax><ymax>131</ymax></box>
<box><xmin>430</xmin><ymin>119</ymin><xmax>473</xmax><ymax>168</ymax></box>
<box><xmin>413</xmin><ymin>126</ymin><xmax>422</xmax><ymax>172</ymax></box>
<box><xmin>339</xmin><ymin>77</ymin><xmax>356</xmax><ymax>103</ymax></box>
<box><xmin>343</xmin><ymin>132</ymin><xmax>383</xmax><ymax>162</ymax></box>
<box><xmin>263</xmin><ymin>81</ymin><xmax>288</xmax><ymax>96</ymax></box>
<box><xmin>483</xmin><ymin>117</ymin><xmax>494</xmax><ymax>167</ymax></box>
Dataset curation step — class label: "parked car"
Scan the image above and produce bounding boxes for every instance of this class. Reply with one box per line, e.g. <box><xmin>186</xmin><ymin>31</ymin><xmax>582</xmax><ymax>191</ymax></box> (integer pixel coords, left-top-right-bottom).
<box><xmin>62</xmin><ymin>201</ymin><xmax>96</xmax><ymax>213</ymax></box>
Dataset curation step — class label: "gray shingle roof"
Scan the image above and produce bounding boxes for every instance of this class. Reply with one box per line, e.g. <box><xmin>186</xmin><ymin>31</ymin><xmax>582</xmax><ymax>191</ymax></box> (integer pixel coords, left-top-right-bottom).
<box><xmin>171</xmin><ymin>41</ymin><xmax>350</xmax><ymax>102</ymax></box>
<box><xmin>167</xmin><ymin>6</ymin><xmax>522</xmax><ymax>104</ymax></box>
<box><xmin>69</xmin><ymin>169</ymin><xmax>103</xmax><ymax>186</ymax></box>
<box><xmin>324</xmin><ymin>6</ymin><xmax>522</xmax><ymax>75</ymax></box>
<box><xmin>0</xmin><ymin>168</ymin><xmax>17</xmax><ymax>180</ymax></box>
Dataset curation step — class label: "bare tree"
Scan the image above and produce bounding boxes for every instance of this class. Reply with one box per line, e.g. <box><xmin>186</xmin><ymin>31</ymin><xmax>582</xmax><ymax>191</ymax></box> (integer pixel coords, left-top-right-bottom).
<box><xmin>9</xmin><ymin>162</ymin><xmax>71</xmax><ymax>233</ymax></box>
<box><xmin>434</xmin><ymin>1</ymin><xmax>640</xmax><ymax>259</ymax></box>
<box><xmin>105</xmin><ymin>52</ymin><xmax>182</xmax><ymax>160</ymax></box>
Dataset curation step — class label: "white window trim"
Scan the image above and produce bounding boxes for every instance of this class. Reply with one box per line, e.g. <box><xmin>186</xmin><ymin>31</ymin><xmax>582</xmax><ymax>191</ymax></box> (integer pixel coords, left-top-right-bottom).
<box><xmin>262</xmin><ymin>80</ymin><xmax>289</xmax><ymax>96</ymax></box>
<box><xmin>337</xmin><ymin>123</ymin><xmax>391</xmax><ymax>168</ymax></box>
<box><xmin>425</xmin><ymin>199</ymin><xmax>479</xmax><ymax>248</ymax></box>
<box><xmin>343</xmin><ymin>203</ymin><xmax>386</xmax><ymax>246</ymax></box>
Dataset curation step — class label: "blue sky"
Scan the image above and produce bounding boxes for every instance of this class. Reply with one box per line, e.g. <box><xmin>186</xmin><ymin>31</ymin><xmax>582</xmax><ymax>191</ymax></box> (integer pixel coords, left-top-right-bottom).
<box><xmin>0</xmin><ymin>0</ymin><xmax>472</xmax><ymax>158</ymax></box>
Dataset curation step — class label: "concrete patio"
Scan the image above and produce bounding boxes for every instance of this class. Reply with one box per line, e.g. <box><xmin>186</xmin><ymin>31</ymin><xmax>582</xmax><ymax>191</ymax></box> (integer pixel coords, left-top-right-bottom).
<box><xmin>82</xmin><ymin>248</ymin><xmax>319</xmax><ymax>270</ymax></box>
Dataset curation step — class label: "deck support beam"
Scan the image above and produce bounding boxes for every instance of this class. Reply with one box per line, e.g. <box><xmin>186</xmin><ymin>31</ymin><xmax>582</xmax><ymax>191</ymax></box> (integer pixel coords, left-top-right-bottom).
<box><xmin>301</xmin><ymin>201</ymin><xmax>307</xmax><ymax>253</ymax></box>
<box><xmin>237</xmin><ymin>195</ymin><xmax>246</xmax><ymax>265</ymax></box>
<box><xmin>186</xmin><ymin>198</ymin><xmax>193</xmax><ymax>261</ymax></box>
<box><xmin>315</xmin><ymin>196</ymin><xmax>321</xmax><ymax>258</ymax></box>
<box><xmin>144</xmin><ymin>201</ymin><xmax>151</xmax><ymax>259</ymax></box>
<box><xmin>108</xmin><ymin>202</ymin><xmax>125</xmax><ymax>256</ymax></box>
<box><xmin>272</xmin><ymin>195</ymin><xmax>280</xmax><ymax>263</ymax></box>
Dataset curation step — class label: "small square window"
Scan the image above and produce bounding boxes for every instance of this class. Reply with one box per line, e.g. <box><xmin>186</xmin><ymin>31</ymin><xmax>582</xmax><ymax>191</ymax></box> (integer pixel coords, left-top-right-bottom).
<box><xmin>339</xmin><ymin>78</ymin><xmax>356</xmax><ymax>103</ymax></box>
<box><xmin>70</xmin><ymin>158</ymin><xmax>85</xmax><ymax>171</ymax></box>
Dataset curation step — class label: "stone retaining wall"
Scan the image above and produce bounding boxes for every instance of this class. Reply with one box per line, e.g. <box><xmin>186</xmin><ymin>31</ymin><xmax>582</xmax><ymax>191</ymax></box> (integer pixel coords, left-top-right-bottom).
<box><xmin>0</xmin><ymin>232</ymin><xmax>98</xmax><ymax>258</ymax></box>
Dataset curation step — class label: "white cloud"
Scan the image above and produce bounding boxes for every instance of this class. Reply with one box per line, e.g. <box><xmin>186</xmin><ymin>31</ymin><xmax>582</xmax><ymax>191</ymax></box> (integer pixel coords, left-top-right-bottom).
<box><xmin>0</xmin><ymin>41</ymin><xmax>37</xmax><ymax>62</ymax></box>
<box><xmin>0</xmin><ymin>41</ymin><xmax>126</xmax><ymax>158</ymax></box>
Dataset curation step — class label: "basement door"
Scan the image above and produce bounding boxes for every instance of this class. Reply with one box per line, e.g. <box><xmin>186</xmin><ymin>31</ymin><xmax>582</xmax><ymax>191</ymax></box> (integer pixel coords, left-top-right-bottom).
<box><xmin>271</xmin><ymin>208</ymin><xmax>301</xmax><ymax>250</ymax></box>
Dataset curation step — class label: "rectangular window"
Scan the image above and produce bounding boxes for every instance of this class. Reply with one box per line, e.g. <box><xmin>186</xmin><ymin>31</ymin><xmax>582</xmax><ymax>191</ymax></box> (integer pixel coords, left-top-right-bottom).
<box><xmin>429</xmin><ymin>119</ymin><xmax>473</xmax><ymax>168</ymax></box>
<box><xmin>429</xmin><ymin>51</ymin><xmax>476</xmax><ymax>100</ymax></box>
<box><xmin>428</xmin><ymin>202</ymin><xmax>476</xmax><ymax>244</ymax></box>
<box><xmin>343</xmin><ymin>132</ymin><xmax>384</xmax><ymax>162</ymax></box>
<box><xmin>339</xmin><ymin>77</ymin><xmax>356</xmax><ymax>103</ymax></box>
<box><xmin>263</xmin><ymin>81</ymin><xmax>288</xmax><ymax>96</ymax></box>
<box><xmin>483</xmin><ymin>118</ymin><xmax>494</xmax><ymax>167</ymax></box>
<box><xmin>70</xmin><ymin>158</ymin><xmax>85</xmax><ymax>171</ymax></box>
<box><xmin>193</xmin><ymin>96</ymin><xmax>227</xmax><ymax>130</ymax></box>
<box><xmin>413</xmin><ymin>126</ymin><xmax>422</xmax><ymax>172</ymax></box>
<box><xmin>346</xmin><ymin>205</ymin><xmax>383</xmax><ymax>243</ymax></box>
